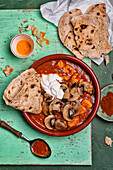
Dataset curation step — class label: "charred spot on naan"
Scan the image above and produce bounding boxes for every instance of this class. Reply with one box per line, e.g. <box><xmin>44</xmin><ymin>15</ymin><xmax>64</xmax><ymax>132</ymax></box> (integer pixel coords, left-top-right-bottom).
<box><xmin>85</xmin><ymin>39</ymin><xmax>93</xmax><ymax>45</ymax></box>
<box><xmin>24</xmin><ymin>94</ymin><xmax>29</xmax><ymax>98</ymax></box>
<box><xmin>80</xmin><ymin>24</ymin><xmax>88</xmax><ymax>30</ymax></box>
<box><xmin>30</xmin><ymin>84</ymin><xmax>36</xmax><ymax>88</ymax></box>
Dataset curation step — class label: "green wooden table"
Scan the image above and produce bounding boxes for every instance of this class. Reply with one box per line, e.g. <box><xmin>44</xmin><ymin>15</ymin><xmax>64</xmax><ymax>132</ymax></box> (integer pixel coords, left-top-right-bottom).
<box><xmin>0</xmin><ymin>0</ymin><xmax>113</xmax><ymax>170</ymax></box>
<box><xmin>0</xmin><ymin>9</ymin><xmax>92</xmax><ymax>165</ymax></box>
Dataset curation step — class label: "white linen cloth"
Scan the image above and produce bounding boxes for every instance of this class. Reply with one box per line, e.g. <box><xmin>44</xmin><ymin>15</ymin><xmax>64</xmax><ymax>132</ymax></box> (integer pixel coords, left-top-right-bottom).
<box><xmin>40</xmin><ymin>0</ymin><xmax>113</xmax><ymax>65</ymax></box>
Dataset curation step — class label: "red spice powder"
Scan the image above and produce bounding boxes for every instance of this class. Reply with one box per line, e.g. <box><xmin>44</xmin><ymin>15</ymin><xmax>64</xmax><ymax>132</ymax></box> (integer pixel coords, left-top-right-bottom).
<box><xmin>43</xmin><ymin>38</ymin><xmax>50</xmax><ymax>45</ymax></box>
<box><xmin>100</xmin><ymin>92</ymin><xmax>113</xmax><ymax>117</ymax></box>
<box><xmin>40</xmin><ymin>31</ymin><xmax>46</xmax><ymax>38</ymax></box>
<box><xmin>16</xmin><ymin>40</ymin><xmax>31</xmax><ymax>55</ymax></box>
<box><xmin>40</xmin><ymin>32</ymin><xmax>50</xmax><ymax>45</ymax></box>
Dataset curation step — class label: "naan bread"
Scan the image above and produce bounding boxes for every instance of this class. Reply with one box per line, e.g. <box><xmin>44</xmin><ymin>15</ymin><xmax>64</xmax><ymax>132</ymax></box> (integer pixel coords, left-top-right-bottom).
<box><xmin>64</xmin><ymin>30</ymin><xmax>84</xmax><ymax>60</ymax></box>
<box><xmin>58</xmin><ymin>3</ymin><xmax>112</xmax><ymax>60</ymax></box>
<box><xmin>3</xmin><ymin>68</ymin><xmax>43</xmax><ymax>114</ymax></box>
<box><xmin>85</xmin><ymin>3</ymin><xmax>112</xmax><ymax>54</ymax></box>
<box><xmin>71</xmin><ymin>14</ymin><xmax>102</xmax><ymax>58</ymax></box>
<box><xmin>58</xmin><ymin>9</ymin><xmax>82</xmax><ymax>44</ymax></box>
<box><xmin>71</xmin><ymin>4</ymin><xmax>112</xmax><ymax>58</ymax></box>
<box><xmin>3</xmin><ymin>65</ymin><xmax>15</xmax><ymax>77</ymax></box>
<box><xmin>58</xmin><ymin>9</ymin><xmax>84</xmax><ymax>59</ymax></box>
<box><xmin>79</xmin><ymin>48</ymin><xmax>102</xmax><ymax>59</ymax></box>
<box><xmin>71</xmin><ymin>14</ymin><xmax>99</xmax><ymax>51</ymax></box>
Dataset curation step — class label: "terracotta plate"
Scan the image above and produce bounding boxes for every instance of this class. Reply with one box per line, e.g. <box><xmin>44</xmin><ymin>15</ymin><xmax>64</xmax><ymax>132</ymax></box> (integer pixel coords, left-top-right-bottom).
<box><xmin>23</xmin><ymin>54</ymin><xmax>101</xmax><ymax>136</ymax></box>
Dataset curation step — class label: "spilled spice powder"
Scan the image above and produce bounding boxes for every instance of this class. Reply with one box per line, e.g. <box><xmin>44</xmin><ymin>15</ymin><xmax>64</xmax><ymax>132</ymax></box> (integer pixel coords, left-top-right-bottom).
<box><xmin>40</xmin><ymin>31</ymin><xmax>46</xmax><ymax>38</ymax></box>
<box><xmin>17</xmin><ymin>40</ymin><xmax>31</xmax><ymax>55</ymax></box>
<box><xmin>43</xmin><ymin>38</ymin><xmax>50</xmax><ymax>45</ymax></box>
<box><xmin>100</xmin><ymin>92</ymin><xmax>113</xmax><ymax>117</ymax></box>
<box><xmin>40</xmin><ymin>32</ymin><xmax>50</xmax><ymax>45</ymax></box>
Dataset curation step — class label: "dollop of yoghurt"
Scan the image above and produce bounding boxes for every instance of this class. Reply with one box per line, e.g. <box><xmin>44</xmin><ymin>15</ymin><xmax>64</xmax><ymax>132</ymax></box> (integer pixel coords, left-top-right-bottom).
<box><xmin>41</xmin><ymin>74</ymin><xmax>64</xmax><ymax>99</ymax></box>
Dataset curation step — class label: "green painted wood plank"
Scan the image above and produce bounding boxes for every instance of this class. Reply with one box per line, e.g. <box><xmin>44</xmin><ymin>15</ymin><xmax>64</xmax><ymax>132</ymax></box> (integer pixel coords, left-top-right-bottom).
<box><xmin>0</xmin><ymin>9</ymin><xmax>91</xmax><ymax>165</ymax></box>
<box><xmin>0</xmin><ymin>0</ymin><xmax>56</xmax><ymax>9</ymax></box>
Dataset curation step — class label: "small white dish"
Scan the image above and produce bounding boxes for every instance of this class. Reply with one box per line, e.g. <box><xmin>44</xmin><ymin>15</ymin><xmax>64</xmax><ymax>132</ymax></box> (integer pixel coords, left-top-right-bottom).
<box><xmin>10</xmin><ymin>34</ymin><xmax>34</xmax><ymax>58</ymax></box>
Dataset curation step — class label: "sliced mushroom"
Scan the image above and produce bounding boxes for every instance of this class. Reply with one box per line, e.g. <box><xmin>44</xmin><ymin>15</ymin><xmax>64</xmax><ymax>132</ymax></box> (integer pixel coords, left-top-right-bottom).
<box><xmin>71</xmin><ymin>100</ymin><xmax>81</xmax><ymax>117</ymax></box>
<box><xmin>49</xmin><ymin>99</ymin><xmax>63</xmax><ymax>115</ymax></box>
<box><xmin>68</xmin><ymin>82</ymin><xmax>77</xmax><ymax>89</ymax></box>
<box><xmin>42</xmin><ymin>93</ymin><xmax>52</xmax><ymax>115</ymax></box>
<box><xmin>79</xmin><ymin>81</ymin><xmax>94</xmax><ymax>94</ymax></box>
<box><xmin>44</xmin><ymin>115</ymin><xmax>56</xmax><ymax>130</ymax></box>
<box><xmin>70</xmin><ymin>82</ymin><xmax>77</xmax><ymax>89</ymax></box>
<box><xmin>55</xmin><ymin>119</ymin><xmax>67</xmax><ymax>131</ymax></box>
<box><xmin>77</xmin><ymin>86</ymin><xmax>84</xmax><ymax>95</ymax></box>
<box><xmin>42</xmin><ymin>101</ymin><xmax>51</xmax><ymax>116</ymax></box>
<box><xmin>44</xmin><ymin>93</ymin><xmax>52</xmax><ymax>102</ymax></box>
<box><xmin>62</xmin><ymin>104</ymin><xmax>74</xmax><ymax>122</ymax></box>
<box><xmin>60</xmin><ymin>84</ymin><xmax>70</xmax><ymax>99</ymax></box>
<box><xmin>69</xmin><ymin>87</ymin><xmax>80</xmax><ymax>101</ymax></box>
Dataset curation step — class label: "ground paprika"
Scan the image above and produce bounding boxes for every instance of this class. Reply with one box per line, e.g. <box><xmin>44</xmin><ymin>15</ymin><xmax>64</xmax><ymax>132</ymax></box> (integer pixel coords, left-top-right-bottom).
<box><xmin>16</xmin><ymin>40</ymin><xmax>31</xmax><ymax>55</ymax></box>
<box><xmin>100</xmin><ymin>92</ymin><xmax>113</xmax><ymax>117</ymax></box>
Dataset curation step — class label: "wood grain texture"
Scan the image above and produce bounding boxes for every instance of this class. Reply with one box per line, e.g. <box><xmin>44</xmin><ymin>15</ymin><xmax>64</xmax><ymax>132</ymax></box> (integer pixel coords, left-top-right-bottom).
<box><xmin>0</xmin><ymin>9</ymin><xmax>91</xmax><ymax>165</ymax></box>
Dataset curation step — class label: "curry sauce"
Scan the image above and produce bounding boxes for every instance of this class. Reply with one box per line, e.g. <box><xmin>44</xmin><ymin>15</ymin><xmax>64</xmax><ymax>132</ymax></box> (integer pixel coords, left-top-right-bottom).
<box><xmin>31</xmin><ymin>60</ymin><xmax>95</xmax><ymax>131</ymax></box>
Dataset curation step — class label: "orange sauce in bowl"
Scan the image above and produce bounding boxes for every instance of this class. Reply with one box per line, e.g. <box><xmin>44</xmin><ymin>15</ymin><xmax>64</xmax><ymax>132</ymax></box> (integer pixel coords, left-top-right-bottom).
<box><xmin>16</xmin><ymin>40</ymin><xmax>31</xmax><ymax>55</ymax></box>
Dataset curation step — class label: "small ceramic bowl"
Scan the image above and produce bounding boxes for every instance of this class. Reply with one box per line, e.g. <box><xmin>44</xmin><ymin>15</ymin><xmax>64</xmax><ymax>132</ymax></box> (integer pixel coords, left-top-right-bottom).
<box><xmin>10</xmin><ymin>34</ymin><xmax>34</xmax><ymax>58</ymax></box>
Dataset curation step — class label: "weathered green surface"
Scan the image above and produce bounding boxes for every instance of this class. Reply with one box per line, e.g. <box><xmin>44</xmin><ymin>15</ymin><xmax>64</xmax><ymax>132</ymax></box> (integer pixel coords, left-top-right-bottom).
<box><xmin>0</xmin><ymin>10</ymin><xmax>91</xmax><ymax>165</ymax></box>
<box><xmin>0</xmin><ymin>0</ymin><xmax>113</xmax><ymax>169</ymax></box>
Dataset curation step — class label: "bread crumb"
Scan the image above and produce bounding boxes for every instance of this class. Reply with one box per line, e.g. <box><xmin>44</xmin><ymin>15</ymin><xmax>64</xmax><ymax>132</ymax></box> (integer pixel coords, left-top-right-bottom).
<box><xmin>37</xmin><ymin>34</ymin><xmax>43</xmax><ymax>47</ymax></box>
<box><xmin>105</xmin><ymin>136</ymin><xmax>113</xmax><ymax>147</ymax></box>
<box><xmin>32</xmin><ymin>27</ymin><xmax>38</xmax><ymax>37</ymax></box>
<box><xmin>104</xmin><ymin>55</ymin><xmax>109</xmax><ymax>65</ymax></box>
<box><xmin>26</xmin><ymin>25</ymin><xmax>32</xmax><ymax>31</ymax></box>
<box><xmin>3</xmin><ymin>65</ymin><xmax>15</xmax><ymax>76</ymax></box>
<box><xmin>26</xmin><ymin>25</ymin><xmax>43</xmax><ymax>46</ymax></box>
